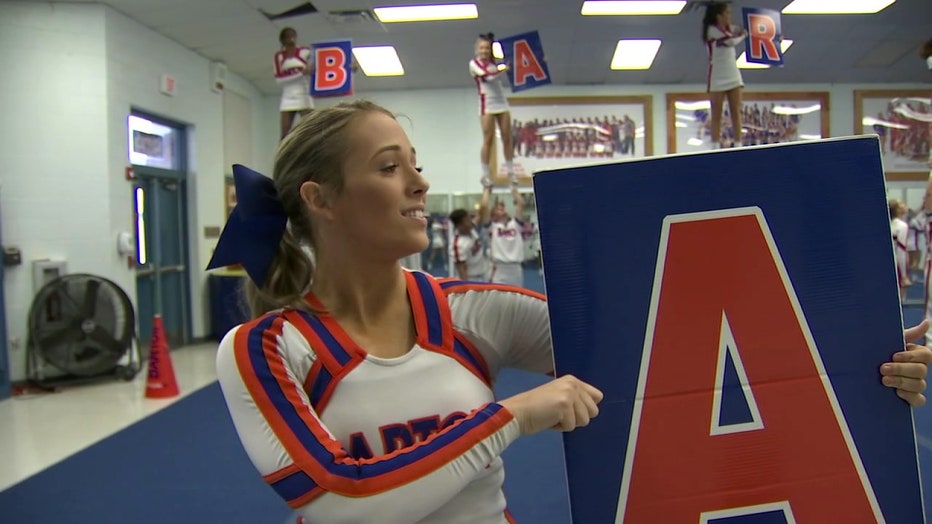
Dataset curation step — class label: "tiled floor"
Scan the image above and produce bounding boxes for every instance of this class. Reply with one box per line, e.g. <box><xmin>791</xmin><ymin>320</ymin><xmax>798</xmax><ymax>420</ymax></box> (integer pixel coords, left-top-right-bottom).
<box><xmin>0</xmin><ymin>342</ymin><xmax>219</xmax><ymax>492</ymax></box>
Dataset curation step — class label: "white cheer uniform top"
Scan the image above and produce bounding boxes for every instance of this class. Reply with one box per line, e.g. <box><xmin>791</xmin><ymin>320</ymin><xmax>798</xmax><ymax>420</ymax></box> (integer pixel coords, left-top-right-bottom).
<box><xmin>275</xmin><ymin>47</ymin><xmax>314</xmax><ymax>112</ymax></box>
<box><xmin>451</xmin><ymin>228</ymin><xmax>492</xmax><ymax>280</ymax></box>
<box><xmin>892</xmin><ymin>217</ymin><xmax>909</xmax><ymax>286</ymax></box>
<box><xmin>469</xmin><ymin>58</ymin><xmax>510</xmax><ymax>116</ymax></box>
<box><xmin>216</xmin><ymin>271</ymin><xmax>552</xmax><ymax>523</ymax></box>
<box><xmin>706</xmin><ymin>24</ymin><xmax>747</xmax><ymax>93</ymax></box>
<box><xmin>487</xmin><ymin>218</ymin><xmax>526</xmax><ymax>264</ymax></box>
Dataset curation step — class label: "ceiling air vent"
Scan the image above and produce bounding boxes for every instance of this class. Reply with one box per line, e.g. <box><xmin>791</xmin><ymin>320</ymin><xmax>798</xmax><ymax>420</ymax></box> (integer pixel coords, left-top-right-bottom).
<box><xmin>326</xmin><ymin>9</ymin><xmax>378</xmax><ymax>24</ymax></box>
<box><xmin>259</xmin><ymin>2</ymin><xmax>318</xmax><ymax>21</ymax></box>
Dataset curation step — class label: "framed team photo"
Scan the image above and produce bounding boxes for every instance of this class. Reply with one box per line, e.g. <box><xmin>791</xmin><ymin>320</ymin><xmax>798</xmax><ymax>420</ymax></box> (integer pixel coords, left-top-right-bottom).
<box><xmin>666</xmin><ymin>91</ymin><xmax>830</xmax><ymax>154</ymax></box>
<box><xmin>854</xmin><ymin>89</ymin><xmax>931</xmax><ymax>181</ymax></box>
<box><xmin>492</xmin><ymin>95</ymin><xmax>654</xmax><ymax>187</ymax></box>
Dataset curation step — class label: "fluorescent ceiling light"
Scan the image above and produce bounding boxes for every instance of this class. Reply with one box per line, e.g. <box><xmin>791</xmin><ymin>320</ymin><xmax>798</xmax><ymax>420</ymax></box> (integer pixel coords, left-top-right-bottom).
<box><xmin>772</xmin><ymin>103</ymin><xmax>821</xmax><ymax>115</ymax></box>
<box><xmin>862</xmin><ymin>116</ymin><xmax>909</xmax><ymax>129</ymax></box>
<box><xmin>492</xmin><ymin>41</ymin><xmax>504</xmax><ymax>59</ymax></box>
<box><xmin>737</xmin><ymin>39</ymin><xmax>794</xmax><ymax>69</ymax></box>
<box><xmin>581</xmin><ymin>1</ymin><xmax>686</xmax><ymax>15</ymax></box>
<box><xmin>782</xmin><ymin>0</ymin><xmax>894</xmax><ymax>14</ymax></box>
<box><xmin>675</xmin><ymin>101</ymin><xmax>712</xmax><ymax>110</ymax></box>
<box><xmin>894</xmin><ymin>97</ymin><xmax>932</xmax><ymax>105</ymax></box>
<box><xmin>373</xmin><ymin>3</ymin><xmax>478</xmax><ymax>22</ymax></box>
<box><xmin>892</xmin><ymin>106</ymin><xmax>932</xmax><ymax>123</ymax></box>
<box><xmin>352</xmin><ymin>46</ymin><xmax>405</xmax><ymax>76</ymax></box>
<box><xmin>888</xmin><ymin>98</ymin><xmax>932</xmax><ymax>123</ymax></box>
<box><xmin>610</xmin><ymin>39</ymin><xmax>662</xmax><ymax>70</ymax></box>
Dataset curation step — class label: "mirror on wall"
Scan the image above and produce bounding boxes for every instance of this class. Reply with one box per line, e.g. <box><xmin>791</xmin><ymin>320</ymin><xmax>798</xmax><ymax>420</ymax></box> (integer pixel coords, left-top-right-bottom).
<box><xmin>416</xmin><ymin>190</ymin><xmax>542</xmax><ymax>279</ymax></box>
<box><xmin>888</xmin><ymin>183</ymin><xmax>930</xmax><ymax>307</ymax></box>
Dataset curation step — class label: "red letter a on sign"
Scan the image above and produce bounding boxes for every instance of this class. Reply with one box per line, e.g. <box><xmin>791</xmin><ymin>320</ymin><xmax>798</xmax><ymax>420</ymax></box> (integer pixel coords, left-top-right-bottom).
<box><xmin>513</xmin><ymin>40</ymin><xmax>547</xmax><ymax>86</ymax></box>
<box><xmin>616</xmin><ymin>208</ymin><xmax>881</xmax><ymax>522</ymax></box>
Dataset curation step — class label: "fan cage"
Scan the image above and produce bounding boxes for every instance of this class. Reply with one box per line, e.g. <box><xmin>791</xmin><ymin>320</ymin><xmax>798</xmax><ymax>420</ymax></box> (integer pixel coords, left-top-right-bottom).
<box><xmin>28</xmin><ymin>274</ymin><xmax>138</xmax><ymax>379</ymax></box>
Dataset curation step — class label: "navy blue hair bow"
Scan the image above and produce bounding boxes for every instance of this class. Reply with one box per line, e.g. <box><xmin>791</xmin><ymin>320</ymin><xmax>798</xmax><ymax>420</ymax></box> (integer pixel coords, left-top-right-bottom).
<box><xmin>206</xmin><ymin>164</ymin><xmax>288</xmax><ymax>286</ymax></box>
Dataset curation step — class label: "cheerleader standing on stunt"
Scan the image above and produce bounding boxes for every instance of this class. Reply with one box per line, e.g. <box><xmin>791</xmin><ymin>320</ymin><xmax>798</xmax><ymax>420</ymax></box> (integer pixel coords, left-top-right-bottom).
<box><xmin>703</xmin><ymin>2</ymin><xmax>747</xmax><ymax>148</ymax></box>
<box><xmin>470</xmin><ymin>33</ymin><xmax>516</xmax><ymax>187</ymax></box>
<box><xmin>274</xmin><ymin>27</ymin><xmax>314</xmax><ymax>139</ymax></box>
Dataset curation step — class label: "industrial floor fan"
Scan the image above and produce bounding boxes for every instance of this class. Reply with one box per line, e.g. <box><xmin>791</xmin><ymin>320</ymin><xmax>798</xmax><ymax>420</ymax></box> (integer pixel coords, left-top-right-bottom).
<box><xmin>26</xmin><ymin>273</ymin><xmax>141</xmax><ymax>388</ymax></box>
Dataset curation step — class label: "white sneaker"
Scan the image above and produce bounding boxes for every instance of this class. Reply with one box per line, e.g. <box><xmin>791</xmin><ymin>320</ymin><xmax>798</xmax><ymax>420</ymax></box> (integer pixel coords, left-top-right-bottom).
<box><xmin>509</xmin><ymin>172</ymin><xmax>519</xmax><ymax>186</ymax></box>
<box><xmin>481</xmin><ymin>175</ymin><xmax>493</xmax><ymax>188</ymax></box>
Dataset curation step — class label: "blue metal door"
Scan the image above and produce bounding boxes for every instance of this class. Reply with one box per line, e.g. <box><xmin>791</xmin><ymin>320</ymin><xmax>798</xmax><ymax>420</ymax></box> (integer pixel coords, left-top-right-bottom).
<box><xmin>133</xmin><ymin>169</ymin><xmax>190</xmax><ymax>349</ymax></box>
<box><xmin>128</xmin><ymin>111</ymin><xmax>189</xmax><ymax>350</ymax></box>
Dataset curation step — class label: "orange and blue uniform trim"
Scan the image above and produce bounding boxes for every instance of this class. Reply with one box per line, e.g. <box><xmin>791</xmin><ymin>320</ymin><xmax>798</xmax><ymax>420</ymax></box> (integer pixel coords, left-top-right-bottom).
<box><xmin>233</xmin><ymin>272</ymin><xmax>519</xmax><ymax>509</ymax></box>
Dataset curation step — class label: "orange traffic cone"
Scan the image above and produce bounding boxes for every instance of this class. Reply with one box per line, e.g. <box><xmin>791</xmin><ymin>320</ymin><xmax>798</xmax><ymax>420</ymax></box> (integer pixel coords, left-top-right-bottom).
<box><xmin>145</xmin><ymin>315</ymin><xmax>179</xmax><ymax>398</ymax></box>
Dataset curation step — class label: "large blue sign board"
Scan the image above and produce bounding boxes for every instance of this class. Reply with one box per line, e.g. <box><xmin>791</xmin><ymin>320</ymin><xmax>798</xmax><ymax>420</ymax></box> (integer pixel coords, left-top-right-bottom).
<box><xmin>533</xmin><ymin>137</ymin><xmax>923</xmax><ymax>523</ymax></box>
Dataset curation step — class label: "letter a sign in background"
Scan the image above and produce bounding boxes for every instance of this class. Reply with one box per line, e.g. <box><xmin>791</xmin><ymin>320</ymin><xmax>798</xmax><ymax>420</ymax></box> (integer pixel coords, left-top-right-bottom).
<box><xmin>498</xmin><ymin>30</ymin><xmax>551</xmax><ymax>93</ymax></box>
<box><xmin>532</xmin><ymin>136</ymin><xmax>923</xmax><ymax>523</ymax></box>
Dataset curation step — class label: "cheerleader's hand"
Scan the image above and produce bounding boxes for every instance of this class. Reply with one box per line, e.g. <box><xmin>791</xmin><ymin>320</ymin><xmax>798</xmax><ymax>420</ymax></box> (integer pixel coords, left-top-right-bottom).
<box><xmin>881</xmin><ymin>320</ymin><xmax>932</xmax><ymax>407</ymax></box>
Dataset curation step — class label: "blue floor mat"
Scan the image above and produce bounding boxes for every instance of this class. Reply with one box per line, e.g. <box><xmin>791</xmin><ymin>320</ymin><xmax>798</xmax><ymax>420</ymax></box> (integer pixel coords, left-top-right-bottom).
<box><xmin>0</xmin><ymin>383</ymin><xmax>291</xmax><ymax>524</ymax></box>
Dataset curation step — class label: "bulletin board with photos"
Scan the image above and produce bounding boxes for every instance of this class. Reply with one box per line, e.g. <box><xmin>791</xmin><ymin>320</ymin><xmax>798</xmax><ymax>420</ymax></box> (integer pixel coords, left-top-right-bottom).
<box><xmin>492</xmin><ymin>95</ymin><xmax>654</xmax><ymax>186</ymax></box>
<box><xmin>854</xmin><ymin>89</ymin><xmax>931</xmax><ymax>181</ymax></box>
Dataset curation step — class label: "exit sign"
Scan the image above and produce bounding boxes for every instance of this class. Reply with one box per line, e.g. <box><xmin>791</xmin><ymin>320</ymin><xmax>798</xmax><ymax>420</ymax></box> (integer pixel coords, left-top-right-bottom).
<box><xmin>159</xmin><ymin>74</ymin><xmax>176</xmax><ymax>96</ymax></box>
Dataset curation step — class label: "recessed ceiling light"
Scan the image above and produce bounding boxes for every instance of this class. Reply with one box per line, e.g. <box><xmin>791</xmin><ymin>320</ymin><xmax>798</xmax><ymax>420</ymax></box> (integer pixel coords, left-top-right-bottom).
<box><xmin>675</xmin><ymin>101</ymin><xmax>711</xmax><ymax>110</ymax></box>
<box><xmin>772</xmin><ymin>103</ymin><xmax>821</xmax><ymax>115</ymax></box>
<box><xmin>861</xmin><ymin>116</ymin><xmax>909</xmax><ymax>130</ymax></box>
<box><xmin>782</xmin><ymin>0</ymin><xmax>895</xmax><ymax>14</ymax></box>
<box><xmin>581</xmin><ymin>1</ymin><xmax>686</xmax><ymax>15</ymax></box>
<box><xmin>610</xmin><ymin>39</ymin><xmax>662</xmax><ymax>70</ymax></box>
<box><xmin>736</xmin><ymin>39</ymin><xmax>794</xmax><ymax>69</ymax></box>
<box><xmin>352</xmin><ymin>46</ymin><xmax>405</xmax><ymax>76</ymax></box>
<box><xmin>373</xmin><ymin>3</ymin><xmax>478</xmax><ymax>22</ymax></box>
